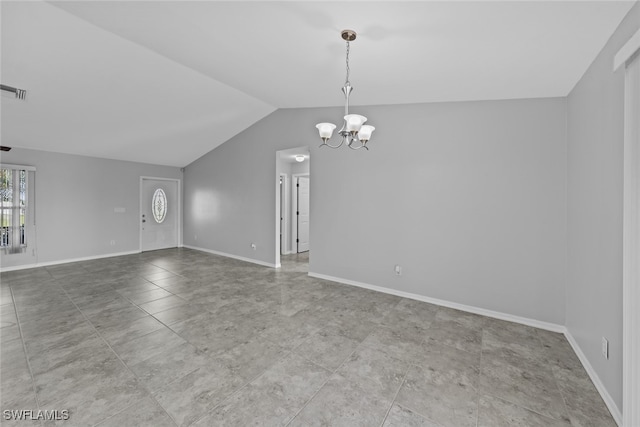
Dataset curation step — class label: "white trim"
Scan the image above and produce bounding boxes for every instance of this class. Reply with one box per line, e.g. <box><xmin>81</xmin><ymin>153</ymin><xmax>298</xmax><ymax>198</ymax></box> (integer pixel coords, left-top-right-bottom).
<box><xmin>0</xmin><ymin>163</ymin><xmax>36</xmax><ymax>171</ymax></box>
<box><xmin>623</xmin><ymin>54</ymin><xmax>640</xmax><ymax>427</ymax></box>
<box><xmin>275</xmin><ymin>171</ymin><xmax>289</xmax><ymax>268</ymax></box>
<box><xmin>279</xmin><ymin>173</ymin><xmax>289</xmax><ymax>258</ymax></box>
<box><xmin>291</xmin><ymin>173</ymin><xmax>309</xmax><ymax>254</ymax></box>
<box><xmin>307</xmin><ymin>271</ymin><xmax>564</xmax><ymax>333</ymax></box>
<box><xmin>565</xmin><ymin>331</ymin><xmax>623</xmax><ymax>426</ymax></box>
<box><xmin>0</xmin><ymin>250</ymin><xmax>140</xmax><ymax>272</ymax></box>
<box><xmin>139</xmin><ymin>176</ymin><xmax>181</xmax><ymax>252</ymax></box>
<box><xmin>183</xmin><ymin>244</ymin><xmax>277</xmax><ymax>268</ymax></box>
<box><xmin>614</xmin><ymin>28</ymin><xmax>640</xmax><ymax>71</ymax></box>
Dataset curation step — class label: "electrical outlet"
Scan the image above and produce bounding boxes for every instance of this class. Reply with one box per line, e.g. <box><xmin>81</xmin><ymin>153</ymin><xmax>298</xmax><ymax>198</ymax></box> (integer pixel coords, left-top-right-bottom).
<box><xmin>251</xmin><ymin>243</ymin><xmax>257</xmax><ymax>250</ymax></box>
<box><xmin>110</xmin><ymin>240</ymin><xmax>116</xmax><ymax>246</ymax></box>
<box><xmin>602</xmin><ymin>337</ymin><xmax>609</xmax><ymax>360</ymax></box>
<box><xmin>394</xmin><ymin>265</ymin><xmax>402</xmax><ymax>276</ymax></box>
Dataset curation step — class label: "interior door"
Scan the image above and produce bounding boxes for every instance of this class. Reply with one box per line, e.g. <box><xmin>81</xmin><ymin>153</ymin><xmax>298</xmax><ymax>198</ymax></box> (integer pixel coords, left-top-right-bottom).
<box><xmin>141</xmin><ymin>178</ymin><xmax>178</xmax><ymax>252</ymax></box>
<box><xmin>297</xmin><ymin>176</ymin><xmax>310</xmax><ymax>253</ymax></box>
<box><xmin>280</xmin><ymin>176</ymin><xmax>284</xmax><ymax>255</ymax></box>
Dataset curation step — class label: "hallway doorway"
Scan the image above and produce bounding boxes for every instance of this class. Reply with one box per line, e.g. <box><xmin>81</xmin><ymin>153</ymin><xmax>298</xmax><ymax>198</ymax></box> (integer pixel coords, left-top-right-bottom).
<box><xmin>275</xmin><ymin>147</ymin><xmax>310</xmax><ymax>268</ymax></box>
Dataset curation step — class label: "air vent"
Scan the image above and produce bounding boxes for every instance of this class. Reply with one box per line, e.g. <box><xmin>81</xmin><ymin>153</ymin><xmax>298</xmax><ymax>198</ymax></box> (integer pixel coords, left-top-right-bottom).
<box><xmin>1</xmin><ymin>84</ymin><xmax>27</xmax><ymax>100</ymax></box>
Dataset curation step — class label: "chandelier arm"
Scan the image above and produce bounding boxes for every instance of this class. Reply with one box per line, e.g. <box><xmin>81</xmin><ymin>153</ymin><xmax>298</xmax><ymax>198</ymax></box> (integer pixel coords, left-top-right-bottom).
<box><xmin>346</xmin><ymin>137</ymin><xmax>368</xmax><ymax>150</ymax></box>
<box><xmin>319</xmin><ymin>138</ymin><xmax>345</xmax><ymax>149</ymax></box>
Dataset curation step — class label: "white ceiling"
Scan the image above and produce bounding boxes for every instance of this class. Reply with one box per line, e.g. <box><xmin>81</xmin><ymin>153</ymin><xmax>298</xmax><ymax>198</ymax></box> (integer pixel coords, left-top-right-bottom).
<box><xmin>1</xmin><ymin>1</ymin><xmax>636</xmax><ymax>167</ymax></box>
<box><xmin>280</xmin><ymin>147</ymin><xmax>311</xmax><ymax>164</ymax></box>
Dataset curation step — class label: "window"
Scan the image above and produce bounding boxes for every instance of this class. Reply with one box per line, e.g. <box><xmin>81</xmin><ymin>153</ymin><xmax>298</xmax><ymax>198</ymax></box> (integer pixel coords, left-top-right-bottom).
<box><xmin>1</xmin><ymin>167</ymin><xmax>29</xmax><ymax>252</ymax></box>
<box><xmin>152</xmin><ymin>188</ymin><xmax>167</xmax><ymax>223</ymax></box>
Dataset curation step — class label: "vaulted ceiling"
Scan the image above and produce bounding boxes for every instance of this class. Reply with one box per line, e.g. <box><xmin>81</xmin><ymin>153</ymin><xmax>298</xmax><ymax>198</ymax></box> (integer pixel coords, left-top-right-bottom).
<box><xmin>1</xmin><ymin>1</ymin><xmax>636</xmax><ymax>167</ymax></box>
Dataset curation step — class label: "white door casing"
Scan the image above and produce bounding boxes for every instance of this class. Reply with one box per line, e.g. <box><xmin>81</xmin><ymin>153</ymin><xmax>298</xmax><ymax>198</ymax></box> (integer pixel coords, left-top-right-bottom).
<box><xmin>297</xmin><ymin>176</ymin><xmax>310</xmax><ymax>253</ymax></box>
<box><xmin>140</xmin><ymin>177</ymin><xmax>179</xmax><ymax>252</ymax></box>
<box><xmin>280</xmin><ymin>174</ymin><xmax>286</xmax><ymax>255</ymax></box>
<box><xmin>622</xmin><ymin>47</ymin><xmax>640</xmax><ymax>427</ymax></box>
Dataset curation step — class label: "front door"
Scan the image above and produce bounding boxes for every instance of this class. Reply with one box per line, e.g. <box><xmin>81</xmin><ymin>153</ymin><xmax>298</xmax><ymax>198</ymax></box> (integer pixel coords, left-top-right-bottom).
<box><xmin>297</xmin><ymin>176</ymin><xmax>310</xmax><ymax>253</ymax></box>
<box><xmin>141</xmin><ymin>178</ymin><xmax>178</xmax><ymax>252</ymax></box>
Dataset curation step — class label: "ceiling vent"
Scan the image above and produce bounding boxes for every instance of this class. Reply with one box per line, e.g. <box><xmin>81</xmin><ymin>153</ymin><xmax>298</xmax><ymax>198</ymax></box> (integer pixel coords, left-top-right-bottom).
<box><xmin>1</xmin><ymin>84</ymin><xmax>27</xmax><ymax>100</ymax></box>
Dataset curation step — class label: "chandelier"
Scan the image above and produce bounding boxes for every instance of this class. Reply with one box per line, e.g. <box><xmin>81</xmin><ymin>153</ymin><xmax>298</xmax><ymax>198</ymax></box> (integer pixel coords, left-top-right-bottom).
<box><xmin>315</xmin><ymin>30</ymin><xmax>375</xmax><ymax>150</ymax></box>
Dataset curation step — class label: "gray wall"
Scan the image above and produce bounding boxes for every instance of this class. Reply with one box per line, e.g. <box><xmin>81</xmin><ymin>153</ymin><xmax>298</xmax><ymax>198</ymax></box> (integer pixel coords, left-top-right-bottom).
<box><xmin>566</xmin><ymin>2</ymin><xmax>640</xmax><ymax>412</ymax></box>
<box><xmin>0</xmin><ymin>148</ymin><xmax>182</xmax><ymax>268</ymax></box>
<box><xmin>184</xmin><ymin>97</ymin><xmax>568</xmax><ymax>324</ymax></box>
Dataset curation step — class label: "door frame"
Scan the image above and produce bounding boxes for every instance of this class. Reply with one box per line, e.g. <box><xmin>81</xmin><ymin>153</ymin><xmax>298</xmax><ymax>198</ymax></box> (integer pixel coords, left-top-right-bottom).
<box><xmin>275</xmin><ymin>147</ymin><xmax>309</xmax><ymax>267</ymax></box>
<box><xmin>139</xmin><ymin>176</ymin><xmax>181</xmax><ymax>252</ymax></box>
<box><xmin>622</xmin><ymin>48</ymin><xmax>640</xmax><ymax>427</ymax></box>
<box><xmin>279</xmin><ymin>173</ymin><xmax>289</xmax><ymax>256</ymax></box>
<box><xmin>616</xmin><ymin>29</ymin><xmax>640</xmax><ymax>427</ymax></box>
<box><xmin>292</xmin><ymin>173</ymin><xmax>309</xmax><ymax>253</ymax></box>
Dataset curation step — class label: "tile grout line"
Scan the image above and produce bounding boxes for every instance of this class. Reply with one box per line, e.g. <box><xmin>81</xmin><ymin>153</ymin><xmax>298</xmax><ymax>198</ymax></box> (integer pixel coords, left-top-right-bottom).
<box><xmin>378</xmin><ymin>360</ymin><xmax>412</xmax><ymax>427</ymax></box>
<box><xmin>477</xmin><ymin>326</ymin><xmax>485</xmax><ymax>427</ymax></box>
<box><xmin>381</xmin><ymin>318</ymin><xmax>478</xmax><ymax>427</ymax></box>
<box><xmin>536</xmin><ymin>329</ymin><xmax>575</xmax><ymax>425</ymax></box>
<box><xmin>381</xmin><ymin>323</ymin><xmax>447</xmax><ymax>427</ymax></box>
<box><xmin>478</xmin><ymin>326</ymin><xmax>575</xmax><ymax>424</ymax></box>
<box><xmin>8</xmin><ymin>285</ymin><xmax>44</xmax><ymax>426</ymax></box>
<box><xmin>283</xmin><ymin>327</ymin><xmax>378</xmax><ymax>427</ymax></box>
<box><xmin>56</xmin><ymin>282</ymin><xmax>179</xmax><ymax>427</ymax></box>
<box><xmin>92</xmin><ymin>396</ymin><xmax>167</xmax><ymax>427</ymax></box>
<box><xmin>73</xmin><ymin>275</ymin><xmax>193</xmax><ymax>423</ymax></box>
<box><xmin>188</xmin><ymin>348</ymin><xmax>298</xmax><ymax>426</ymax></box>
<box><xmin>283</xmin><ymin>358</ymin><xmax>354</xmax><ymax>425</ymax></box>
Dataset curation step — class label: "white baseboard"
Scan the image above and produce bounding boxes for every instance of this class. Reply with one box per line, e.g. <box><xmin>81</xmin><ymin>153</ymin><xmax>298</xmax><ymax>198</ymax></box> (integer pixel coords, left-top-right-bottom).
<box><xmin>0</xmin><ymin>250</ymin><xmax>141</xmax><ymax>272</ymax></box>
<box><xmin>183</xmin><ymin>245</ymin><xmax>277</xmax><ymax>268</ymax></box>
<box><xmin>564</xmin><ymin>331</ymin><xmax>622</xmax><ymax>426</ymax></box>
<box><xmin>308</xmin><ymin>271</ymin><xmax>565</xmax><ymax>333</ymax></box>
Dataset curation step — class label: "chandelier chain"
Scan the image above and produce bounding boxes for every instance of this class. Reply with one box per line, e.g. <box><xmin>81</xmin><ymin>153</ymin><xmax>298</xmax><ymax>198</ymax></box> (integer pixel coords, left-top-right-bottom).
<box><xmin>345</xmin><ymin>41</ymin><xmax>351</xmax><ymax>86</ymax></box>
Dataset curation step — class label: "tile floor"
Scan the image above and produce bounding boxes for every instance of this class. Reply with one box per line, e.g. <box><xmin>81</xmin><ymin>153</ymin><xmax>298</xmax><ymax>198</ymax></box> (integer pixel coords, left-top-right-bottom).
<box><xmin>0</xmin><ymin>248</ymin><xmax>616</xmax><ymax>426</ymax></box>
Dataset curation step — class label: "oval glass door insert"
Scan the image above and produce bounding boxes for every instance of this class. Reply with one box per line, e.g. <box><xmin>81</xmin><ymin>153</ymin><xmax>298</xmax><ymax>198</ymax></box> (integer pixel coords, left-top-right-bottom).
<box><xmin>152</xmin><ymin>188</ymin><xmax>167</xmax><ymax>223</ymax></box>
